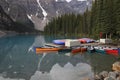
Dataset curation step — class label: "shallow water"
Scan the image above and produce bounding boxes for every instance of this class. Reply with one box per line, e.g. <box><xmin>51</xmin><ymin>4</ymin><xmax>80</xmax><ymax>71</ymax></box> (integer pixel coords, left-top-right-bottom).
<box><xmin>0</xmin><ymin>35</ymin><xmax>117</xmax><ymax>80</ymax></box>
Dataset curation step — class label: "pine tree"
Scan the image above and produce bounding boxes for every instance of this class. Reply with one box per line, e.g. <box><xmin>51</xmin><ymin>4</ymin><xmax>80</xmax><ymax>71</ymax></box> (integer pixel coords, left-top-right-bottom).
<box><xmin>114</xmin><ymin>0</ymin><xmax>120</xmax><ymax>35</ymax></box>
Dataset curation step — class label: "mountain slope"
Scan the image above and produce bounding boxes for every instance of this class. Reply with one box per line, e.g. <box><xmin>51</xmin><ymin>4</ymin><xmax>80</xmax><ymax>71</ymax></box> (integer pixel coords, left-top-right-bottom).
<box><xmin>0</xmin><ymin>5</ymin><xmax>36</xmax><ymax>33</ymax></box>
<box><xmin>0</xmin><ymin>5</ymin><xmax>14</xmax><ymax>31</ymax></box>
<box><xmin>0</xmin><ymin>0</ymin><xmax>92</xmax><ymax>31</ymax></box>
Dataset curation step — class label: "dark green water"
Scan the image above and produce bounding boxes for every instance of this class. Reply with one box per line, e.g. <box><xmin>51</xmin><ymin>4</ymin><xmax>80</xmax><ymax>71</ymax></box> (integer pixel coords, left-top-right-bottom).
<box><xmin>0</xmin><ymin>35</ymin><xmax>117</xmax><ymax>80</ymax></box>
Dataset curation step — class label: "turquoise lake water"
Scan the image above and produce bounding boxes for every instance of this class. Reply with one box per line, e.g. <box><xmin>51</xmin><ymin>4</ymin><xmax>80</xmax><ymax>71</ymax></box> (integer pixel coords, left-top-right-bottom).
<box><xmin>0</xmin><ymin>34</ymin><xmax>117</xmax><ymax>80</ymax></box>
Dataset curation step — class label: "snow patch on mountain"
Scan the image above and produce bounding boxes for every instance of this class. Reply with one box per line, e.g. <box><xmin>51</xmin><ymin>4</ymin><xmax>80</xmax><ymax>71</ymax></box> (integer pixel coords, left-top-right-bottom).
<box><xmin>55</xmin><ymin>0</ymin><xmax>87</xmax><ymax>2</ymax></box>
<box><xmin>36</xmin><ymin>0</ymin><xmax>47</xmax><ymax>20</ymax></box>
<box><xmin>7</xmin><ymin>8</ymin><xmax>10</xmax><ymax>12</ymax></box>
<box><xmin>27</xmin><ymin>14</ymin><xmax>33</xmax><ymax>21</ymax></box>
<box><xmin>27</xmin><ymin>14</ymin><xmax>45</xmax><ymax>31</ymax></box>
<box><xmin>55</xmin><ymin>0</ymin><xmax>72</xmax><ymax>2</ymax></box>
<box><xmin>77</xmin><ymin>0</ymin><xmax>87</xmax><ymax>1</ymax></box>
<box><xmin>66</xmin><ymin>0</ymin><xmax>72</xmax><ymax>3</ymax></box>
<box><xmin>86</xmin><ymin>1</ymin><xmax>89</xmax><ymax>5</ymax></box>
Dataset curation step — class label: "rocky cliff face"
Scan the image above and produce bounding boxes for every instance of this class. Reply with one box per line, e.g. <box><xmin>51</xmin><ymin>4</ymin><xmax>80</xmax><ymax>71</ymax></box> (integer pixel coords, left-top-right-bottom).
<box><xmin>0</xmin><ymin>5</ymin><xmax>14</xmax><ymax>31</ymax></box>
<box><xmin>0</xmin><ymin>0</ymin><xmax>92</xmax><ymax>31</ymax></box>
<box><xmin>0</xmin><ymin>5</ymin><xmax>35</xmax><ymax>33</ymax></box>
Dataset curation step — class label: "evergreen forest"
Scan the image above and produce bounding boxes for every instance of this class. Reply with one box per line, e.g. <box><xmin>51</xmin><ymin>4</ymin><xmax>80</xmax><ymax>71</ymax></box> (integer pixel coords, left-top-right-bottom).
<box><xmin>44</xmin><ymin>0</ymin><xmax>120</xmax><ymax>39</ymax></box>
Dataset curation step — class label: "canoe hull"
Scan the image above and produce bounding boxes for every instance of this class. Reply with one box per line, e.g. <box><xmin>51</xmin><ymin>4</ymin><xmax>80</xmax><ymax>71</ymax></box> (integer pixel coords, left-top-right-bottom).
<box><xmin>87</xmin><ymin>49</ymin><xmax>95</xmax><ymax>53</ymax></box>
<box><xmin>95</xmin><ymin>49</ymin><xmax>106</xmax><ymax>54</ymax></box>
<box><xmin>72</xmin><ymin>47</ymin><xmax>87</xmax><ymax>54</ymax></box>
<box><xmin>106</xmin><ymin>49</ymin><xmax>118</xmax><ymax>56</ymax></box>
<box><xmin>35</xmin><ymin>47</ymin><xmax>61</xmax><ymax>53</ymax></box>
<box><xmin>58</xmin><ymin>48</ymin><xmax>72</xmax><ymax>53</ymax></box>
<box><xmin>53</xmin><ymin>40</ymin><xmax>65</xmax><ymax>45</ymax></box>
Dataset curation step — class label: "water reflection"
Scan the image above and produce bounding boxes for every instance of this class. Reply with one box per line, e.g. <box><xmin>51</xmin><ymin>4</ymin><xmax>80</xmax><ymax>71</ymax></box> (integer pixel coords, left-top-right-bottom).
<box><xmin>0</xmin><ymin>35</ymin><xmax>94</xmax><ymax>80</ymax></box>
<box><xmin>0</xmin><ymin>35</ymin><xmax>117</xmax><ymax>80</ymax></box>
<box><xmin>0</xmin><ymin>35</ymin><xmax>39</xmax><ymax>80</ymax></box>
<box><xmin>28</xmin><ymin>35</ymin><xmax>45</xmax><ymax>52</ymax></box>
<box><xmin>30</xmin><ymin>62</ymin><xmax>94</xmax><ymax>80</ymax></box>
<box><xmin>29</xmin><ymin>35</ymin><xmax>45</xmax><ymax>47</ymax></box>
<box><xmin>84</xmin><ymin>53</ymin><xmax>117</xmax><ymax>74</ymax></box>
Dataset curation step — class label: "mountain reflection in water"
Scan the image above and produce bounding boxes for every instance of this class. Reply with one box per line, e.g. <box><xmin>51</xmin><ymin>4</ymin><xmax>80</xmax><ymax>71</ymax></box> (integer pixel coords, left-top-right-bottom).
<box><xmin>30</xmin><ymin>62</ymin><xmax>93</xmax><ymax>80</ymax></box>
<box><xmin>0</xmin><ymin>35</ymin><xmax>116</xmax><ymax>80</ymax></box>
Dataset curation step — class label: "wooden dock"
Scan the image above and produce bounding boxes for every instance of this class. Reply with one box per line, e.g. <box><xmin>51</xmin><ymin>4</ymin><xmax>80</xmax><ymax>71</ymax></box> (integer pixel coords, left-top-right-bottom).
<box><xmin>45</xmin><ymin>42</ymin><xmax>118</xmax><ymax>48</ymax></box>
<box><xmin>45</xmin><ymin>43</ymin><xmax>65</xmax><ymax>48</ymax></box>
<box><xmin>81</xmin><ymin>42</ymin><xmax>100</xmax><ymax>46</ymax></box>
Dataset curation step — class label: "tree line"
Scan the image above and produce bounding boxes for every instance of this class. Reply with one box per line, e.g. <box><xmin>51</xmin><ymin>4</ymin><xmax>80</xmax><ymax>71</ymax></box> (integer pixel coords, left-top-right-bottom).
<box><xmin>44</xmin><ymin>0</ymin><xmax>120</xmax><ymax>39</ymax></box>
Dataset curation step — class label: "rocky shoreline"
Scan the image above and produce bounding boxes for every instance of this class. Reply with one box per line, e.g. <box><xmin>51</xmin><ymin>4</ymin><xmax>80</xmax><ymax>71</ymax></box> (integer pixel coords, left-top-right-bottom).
<box><xmin>93</xmin><ymin>61</ymin><xmax>120</xmax><ymax>80</ymax></box>
<box><xmin>83</xmin><ymin>61</ymin><xmax>120</xmax><ymax>80</ymax></box>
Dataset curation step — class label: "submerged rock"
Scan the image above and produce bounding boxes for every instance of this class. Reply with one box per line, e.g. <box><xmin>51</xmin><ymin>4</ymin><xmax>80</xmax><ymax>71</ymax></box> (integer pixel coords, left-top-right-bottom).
<box><xmin>108</xmin><ymin>72</ymin><xmax>117</xmax><ymax>79</ymax></box>
<box><xmin>104</xmin><ymin>76</ymin><xmax>116</xmax><ymax>80</ymax></box>
<box><xmin>99</xmin><ymin>71</ymin><xmax>108</xmax><ymax>79</ymax></box>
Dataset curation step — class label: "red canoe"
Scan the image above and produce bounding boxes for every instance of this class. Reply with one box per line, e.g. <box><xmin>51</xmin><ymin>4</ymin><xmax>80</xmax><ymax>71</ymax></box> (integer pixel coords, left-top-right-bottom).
<box><xmin>72</xmin><ymin>47</ymin><xmax>87</xmax><ymax>54</ymax></box>
<box><xmin>105</xmin><ymin>49</ymin><xmax>119</xmax><ymax>56</ymax></box>
<box><xmin>78</xmin><ymin>39</ymin><xmax>86</xmax><ymax>43</ymax></box>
